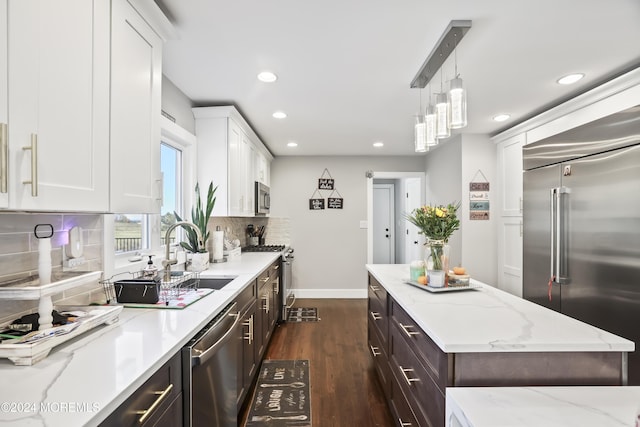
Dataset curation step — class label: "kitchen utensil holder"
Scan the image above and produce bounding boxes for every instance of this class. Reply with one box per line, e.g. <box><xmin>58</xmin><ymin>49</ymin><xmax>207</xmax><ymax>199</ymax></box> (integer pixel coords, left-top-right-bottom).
<box><xmin>101</xmin><ymin>270</ymin><xmax>200</xmax><ymax>305</ymax></box>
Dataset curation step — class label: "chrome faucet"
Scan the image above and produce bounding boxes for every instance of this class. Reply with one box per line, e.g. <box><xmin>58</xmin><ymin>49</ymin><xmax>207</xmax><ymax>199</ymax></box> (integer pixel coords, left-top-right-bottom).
<box><xmin>163</xmin><ymin>221</ymin><xmax>204</xmax><ymax>282</ymax></box>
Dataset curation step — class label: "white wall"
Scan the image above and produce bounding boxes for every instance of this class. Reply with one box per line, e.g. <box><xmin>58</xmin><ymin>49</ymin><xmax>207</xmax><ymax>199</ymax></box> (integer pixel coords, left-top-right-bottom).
<box><xmin>270</xmin><ymin>156</ymin><xmax>425</xmax><ymax>298</ymax></box>
<box><xmin>461</xmin><ymin>135</ymin><xmax>497</xmax><ymax>284</ymax></box>
<box><xmin>424</xmin><ymin>134</ymin><xmax>497</xmax><ymax>285</ymax></box>
<box><xmin>161</xmin><ymin>75</ymin><xmax>195</xmax><ymax>134</ymax></box>
<box><xmin>424</xmin><ymin>136</ymin><xmax>463</xmax><ymax>266</ymax></box>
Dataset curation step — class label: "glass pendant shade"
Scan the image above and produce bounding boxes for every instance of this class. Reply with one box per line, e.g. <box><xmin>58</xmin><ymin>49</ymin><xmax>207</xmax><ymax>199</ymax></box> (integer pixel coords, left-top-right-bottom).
<box><xmin>448</xmin><ymin>77</ymin><xmax>467</xmax><ymax>129</ymax></box>
<box><xmin>435</xmin><ymin>92</ymin><xmax>450</xmax><ymax>139</ymax></box>
<box><xmin>425</xmin><ymin>104</ymin><xmax>438</xmax><ymax>146</ymax></box>
<box><xmin>414</xmin><ymin>115</ymin><xmax>427</xmax><ymax>152</ymax></box>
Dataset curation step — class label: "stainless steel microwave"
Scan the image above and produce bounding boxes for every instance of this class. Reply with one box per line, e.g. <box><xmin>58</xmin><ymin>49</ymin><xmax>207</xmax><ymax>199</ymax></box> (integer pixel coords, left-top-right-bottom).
<box><xmin>255</xmin><ymin>182</ymin><xmax>270</xmax><ymax>215</ymax></box>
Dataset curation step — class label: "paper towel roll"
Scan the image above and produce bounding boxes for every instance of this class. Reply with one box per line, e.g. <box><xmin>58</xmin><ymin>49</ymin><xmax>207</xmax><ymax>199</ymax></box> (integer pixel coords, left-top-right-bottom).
<box><xmin>213</xmin><ymin>230</ymin><xmax>224</xmax><ymax>261</ymax></box>
<box><xmin>38</xmin><ymin>238</ymin><xmax>52</xmax><ymax>285</ymax></box>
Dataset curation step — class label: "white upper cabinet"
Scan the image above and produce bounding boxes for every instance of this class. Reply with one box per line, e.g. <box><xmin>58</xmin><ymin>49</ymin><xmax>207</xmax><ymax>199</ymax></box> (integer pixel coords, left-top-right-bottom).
<box><xmin>109</xmin><ymin>0</ymin><xmax>163</xmax><ymax>214</ymax></box>
<box><xmin>5</xmin><ymin>0</ymin><xmax>110</xmax><ymax>211</ymax></box>
<box><xmin>194</xmin><ymin>106</ymin><xmax>273</xmax><ymax>217</ymax></box>
<box><xmin>0</xmin><ymin>0</ymin><xmax>7</xmax><ymax>208</ymax></box>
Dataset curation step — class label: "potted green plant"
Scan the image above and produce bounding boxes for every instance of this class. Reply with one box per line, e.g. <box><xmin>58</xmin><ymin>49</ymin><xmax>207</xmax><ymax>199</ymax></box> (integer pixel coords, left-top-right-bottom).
<box><xmin>174</xmin><ymin>181</ymin><xmax>217</xmax><ymax>271</ymax></box>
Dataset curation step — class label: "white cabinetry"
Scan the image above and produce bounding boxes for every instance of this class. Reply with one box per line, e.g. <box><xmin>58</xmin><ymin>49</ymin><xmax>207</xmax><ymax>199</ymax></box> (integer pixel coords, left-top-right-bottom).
<box><xmin>5</xmin><ymin>0</ymin><xmax>110</xmax><ymax>211</ymax></box>
<box><xmin>109</xmin><ymin>0</ymin><xmax>163</xmax><ymax>213</ymax></box>
<box><xmin>495</xmin><ymin>134</ymin><xmax>525</xmax><ymax>296</ymax></box>
<box><xmin>193</xmin><ymin>106</ymin><xmax>273</xmax><ymax>217</ymax></box>
<box><xmin>0</xmin><ymin>0</ymin><xmax>7</xmax><ymax>208</ymax></box>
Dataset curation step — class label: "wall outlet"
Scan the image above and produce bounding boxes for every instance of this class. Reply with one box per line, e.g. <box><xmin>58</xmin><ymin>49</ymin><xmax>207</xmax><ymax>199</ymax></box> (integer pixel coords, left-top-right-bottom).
<box><xmin>359</xmin><ymin>220</ymin><xmax>368</xmax><ymax>229</ymax></box>
<box><xmin>63</xmin><ymin>256</ymin><xmax>85</xmax><ymax>270</ymax></box>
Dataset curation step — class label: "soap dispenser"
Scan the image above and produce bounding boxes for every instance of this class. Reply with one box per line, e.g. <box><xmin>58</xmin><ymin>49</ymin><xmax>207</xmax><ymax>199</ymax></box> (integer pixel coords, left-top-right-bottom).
<box><xmin>143</xmin><ymin>255</ymin><xmax>158</xmax><ymax>278</ymax></box>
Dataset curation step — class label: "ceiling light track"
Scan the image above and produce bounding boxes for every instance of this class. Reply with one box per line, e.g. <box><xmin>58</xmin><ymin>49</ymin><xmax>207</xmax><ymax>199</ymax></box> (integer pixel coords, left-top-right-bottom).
<box><xmin>410</xmin><ymin>20</ymin><xmax>472</xmax><ymax>89</ymax></box>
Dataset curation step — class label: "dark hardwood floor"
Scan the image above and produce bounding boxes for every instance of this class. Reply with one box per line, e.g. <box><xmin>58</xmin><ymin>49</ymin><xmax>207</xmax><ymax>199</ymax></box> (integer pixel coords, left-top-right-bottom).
<box><xmin>240</xmin><ymin>299</ymin><xmax>394</xmax><ymax>427</ymax></box>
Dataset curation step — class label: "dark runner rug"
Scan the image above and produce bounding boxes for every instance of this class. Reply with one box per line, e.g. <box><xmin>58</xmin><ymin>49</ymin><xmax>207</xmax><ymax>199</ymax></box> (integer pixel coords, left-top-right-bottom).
<box><xmin>246</xmin><ymin>360</ymin><xmax>311</xmax><ymax>427</ymax></box>
<box><xmin>287</xmin><ymin>307</ymin><xmax>319</xmax><ymax>322</ymax></box>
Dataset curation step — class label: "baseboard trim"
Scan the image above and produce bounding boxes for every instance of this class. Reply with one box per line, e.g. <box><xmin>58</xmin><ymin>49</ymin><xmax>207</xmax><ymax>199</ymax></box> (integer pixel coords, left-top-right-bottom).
<box><xmin>291</xmin><ymin>288</ymin><xmax>367</xmax><ymax>299</ymax></box>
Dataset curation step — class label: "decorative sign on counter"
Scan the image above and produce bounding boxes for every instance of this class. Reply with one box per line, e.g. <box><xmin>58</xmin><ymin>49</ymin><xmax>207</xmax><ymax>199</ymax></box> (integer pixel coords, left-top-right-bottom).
<box><xmin>469</xmin><ymin>170</ymin><xmax>490</xmax><ymax>220</ymax></box>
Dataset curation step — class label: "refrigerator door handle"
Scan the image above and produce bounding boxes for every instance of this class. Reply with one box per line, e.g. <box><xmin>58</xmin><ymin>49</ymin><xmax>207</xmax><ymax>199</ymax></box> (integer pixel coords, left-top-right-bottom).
<box><xmin>550</xmin><ymin>188</ymin><xmax>557</xmax><ymax>284</ymax></box>
<box><xmin>552</xmin><ymin>186</ymin><xmax>571</xmax><ymax>285</ymax></box>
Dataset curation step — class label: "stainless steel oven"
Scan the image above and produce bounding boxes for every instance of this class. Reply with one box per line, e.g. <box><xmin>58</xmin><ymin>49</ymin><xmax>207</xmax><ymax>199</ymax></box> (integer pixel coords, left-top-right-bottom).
<box><xmin>182</xmin><ymin>302</ymin><xmax>241</xmax><ymax>427</ymax></box>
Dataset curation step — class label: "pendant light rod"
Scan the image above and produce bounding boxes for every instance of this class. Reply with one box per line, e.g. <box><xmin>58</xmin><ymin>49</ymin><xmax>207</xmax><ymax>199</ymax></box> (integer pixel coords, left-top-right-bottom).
<box><xmin>410</xmin><ymin>20</ymin><xmax>471</xmax><ymax>89</ymax></box>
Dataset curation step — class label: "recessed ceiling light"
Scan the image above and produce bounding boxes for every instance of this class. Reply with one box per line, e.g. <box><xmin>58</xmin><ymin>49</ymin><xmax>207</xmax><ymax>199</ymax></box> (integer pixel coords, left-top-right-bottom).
<box><xmin>272</xmin><ymin>111</ymin><xmax>287</xmax><ymax>119</ymax></box>
<box><xmin>287</xmin><ymin>142</ymin><xmax>298</xmax><ymax>147</ymax></box>
<box><xmin>257</xmin><ymin>71</ymin><xmax>277</xmax><ymax>83</ymax></box>
<box><xmin>373</xmin><ymin>142</ymin><xmax>384</xmax><ymax>148</ymax></box>
<box><xmin>557</xmin><ymin>73</ymin><xmax>585</xmax><ymax>85</ymax></box>
<box><xmin>493</xmin><ymin>114</ymin><xmax>511</xmax><ymax>122</ymax></box>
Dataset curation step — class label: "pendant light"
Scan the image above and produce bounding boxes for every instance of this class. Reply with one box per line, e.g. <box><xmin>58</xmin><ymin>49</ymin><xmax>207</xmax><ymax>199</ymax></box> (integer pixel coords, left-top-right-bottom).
<box><xmin>435</xmin><ymin>69</ymin><xmax>450</xmax><ymax>139</ymax></box>
<box><xmin>448</xmin><ymin>32</ymin><xmax>467</xmax><ymax>129</ymax></box>
<box><xmin>414</xmin><ymin>89</ymin><xmax>427</xmax><ymax>152</ymax></box>
<box><xmin>425</xmin><ymin>85</ymin><xmax>437</xmax><ymax>146</ymax></box>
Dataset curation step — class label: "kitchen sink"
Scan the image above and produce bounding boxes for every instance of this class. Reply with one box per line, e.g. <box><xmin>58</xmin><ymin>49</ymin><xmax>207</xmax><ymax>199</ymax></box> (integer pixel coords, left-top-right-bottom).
<box><xmin>182</xmin><ymin>276</ymin><xmax>237</xmax><ymax>290</ymax></box>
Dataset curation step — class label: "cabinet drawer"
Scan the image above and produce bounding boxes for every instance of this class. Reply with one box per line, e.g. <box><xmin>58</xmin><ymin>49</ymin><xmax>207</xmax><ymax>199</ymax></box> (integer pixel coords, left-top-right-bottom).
<box><xmin>389</xmin><ymin>370</ymin><xmax>419</xmax><ymax>427</ymax></box>
<box><xmin>368</xmin><ymin>322</ymin><xmax>390</xmax><ymax>400</ymax></box>
<box><xmin>390</xmin><ymin>298</ymin><xmax>449</xmax><ymax>391</ymax></box>
<box><xmin>390</xmin><ymin>321</ymin><xmax>445</xmax><ymax>427</ymax></box>
<box><xmin>100</xmin><ymin>353</ymin><xmax>181</xmax><ymax>426</ymax></box>
<box><xmin>237</xmin><ymin>279</ymin><xmax>257</xmax><ymax>314</ymax></box>
<box><xmin>368</xmin><ymin>277</ymin><xmax>388</xmax><ymax>343</ymax></box>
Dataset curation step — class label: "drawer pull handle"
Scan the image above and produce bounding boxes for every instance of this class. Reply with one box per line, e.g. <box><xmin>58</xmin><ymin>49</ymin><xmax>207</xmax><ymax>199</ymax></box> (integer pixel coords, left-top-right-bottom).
<box><xmin>399</xmin><ymin>366</ymin><xmax>420</xmax><ymax>386</ymax></box>
<box><xmin>369</xmin><ymin>285</ymin><xmax>380</xmax><ymax>292</ymax></box>
<box><xmin>370</xmin><ymin>312</ymin><xmax>382</xmax><ymax>321</ymax></box>
<box><xmin>398</xmin><ymin>419</ymin><xmax>412</xmax><ymax>427</ymax></box>
<box><xmin>261</xmin><ymin>277</ymin><xmax>270</xmax><ymax>283</ymax></box>
<box><xmin>243</xmin><ymin>315</ymin><xmax>254</xmax><ymax>344</ymax></box>
<box><xmin>399</xmin><ymin>323</ymin><xmax>420</xmax><ymax>337</ymax></box>
<box><xmin>369</xmin><ymin>344</ymin><xmax>381</xmax><ymax>357</ymax></box>
<box><xmin>136</xmin><ymin>383</ymin><xmax>173</xmax><ymax>424</ymax></box>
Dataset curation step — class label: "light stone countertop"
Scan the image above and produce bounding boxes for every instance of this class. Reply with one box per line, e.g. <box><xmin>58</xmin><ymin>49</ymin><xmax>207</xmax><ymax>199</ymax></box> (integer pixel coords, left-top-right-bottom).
<box><xmin>446</xmin><ymin>386</ymin><xmax>640</xmax><ymax>427</ymax></box>
<box><xmin>366</xmin><ymin>264</ymin><xmax>634</xmax><ymax>353</ymax></box>
<box><xmin>0</xmin><ymin>252</ymin><xmax>280</xmax><ymax>426</ymax></box>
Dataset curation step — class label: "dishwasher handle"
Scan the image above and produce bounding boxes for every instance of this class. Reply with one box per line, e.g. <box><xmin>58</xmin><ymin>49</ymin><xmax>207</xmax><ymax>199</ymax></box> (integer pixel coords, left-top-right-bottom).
<box><xmin>192</xmin><ymin>304</ymin><xmax>240</xmax><ymax>366</ymax></box>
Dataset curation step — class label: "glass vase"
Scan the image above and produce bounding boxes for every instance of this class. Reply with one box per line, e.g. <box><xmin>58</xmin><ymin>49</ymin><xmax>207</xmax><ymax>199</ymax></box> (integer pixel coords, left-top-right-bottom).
<box><xmin>425</xmin><ymin>240</ymin><xmax>449</xmax><ymax>288</ymax></box>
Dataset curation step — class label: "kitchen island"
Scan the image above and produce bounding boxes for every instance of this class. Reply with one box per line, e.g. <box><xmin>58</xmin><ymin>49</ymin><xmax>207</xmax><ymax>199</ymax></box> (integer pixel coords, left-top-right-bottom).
<box><xmin>446</xmin><ymin>386</ymin><xmax>640</xmax><ymax>427</ymax></box>
<box><xmin>366</xmin><ymin>264</ymin><xmax>634</xmax><ymax>427</ymax></box>
<box><xmin>0</xmin><ymin>252</ymin><xmax>280</xmax><ymax>426</ymax></box>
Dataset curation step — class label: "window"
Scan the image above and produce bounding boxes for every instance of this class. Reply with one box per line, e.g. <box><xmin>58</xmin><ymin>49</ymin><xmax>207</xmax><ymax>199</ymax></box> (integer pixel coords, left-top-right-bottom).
<box><xmin>161</xmin><ymin>142</ymin><xmax>183</xmax><ymax>246</ymax></box>
<box><xmin>114</xmin><ymin>214</ymin><xmax>149</xmax><ymax>253</ymax></box>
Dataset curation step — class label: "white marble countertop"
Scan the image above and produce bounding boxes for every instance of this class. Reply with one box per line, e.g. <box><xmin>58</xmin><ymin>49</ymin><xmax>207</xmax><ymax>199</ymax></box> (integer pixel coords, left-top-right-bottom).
<box><xmin>366</xmin><ymin>264</ymin><xmax>634</xmax><ymax>353</ymax></box>
<box><xmin>0</xmin><ymin>252</ymin><xmax>280</xmax><ymax>426</ymax></box>
<box><xmin>446</xmin><ymin>386</ymin><xmax>640</xmax><ymax>427</ymax></box>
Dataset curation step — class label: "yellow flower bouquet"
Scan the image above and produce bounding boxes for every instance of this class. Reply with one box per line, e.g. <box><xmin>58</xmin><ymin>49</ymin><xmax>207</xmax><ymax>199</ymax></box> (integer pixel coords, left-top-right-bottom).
<box><xmin>405</xmin><ymin>202</ymin><xmax>461</xmax><ymax>271</ymax></box>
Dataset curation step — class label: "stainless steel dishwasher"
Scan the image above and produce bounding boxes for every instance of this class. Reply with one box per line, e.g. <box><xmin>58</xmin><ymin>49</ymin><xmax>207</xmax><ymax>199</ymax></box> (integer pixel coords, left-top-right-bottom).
<box><xmin>182</xmin><ymin>302</ymin><xmax>240</xmax><ymax>427</ymax></box>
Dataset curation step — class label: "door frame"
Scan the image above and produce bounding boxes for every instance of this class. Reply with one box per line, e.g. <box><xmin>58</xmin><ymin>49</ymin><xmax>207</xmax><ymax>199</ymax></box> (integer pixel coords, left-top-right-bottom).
<box><xmin>366</xmin><ymin>172</ymin><xmax>425</xmax><ymax>264</ymax></box>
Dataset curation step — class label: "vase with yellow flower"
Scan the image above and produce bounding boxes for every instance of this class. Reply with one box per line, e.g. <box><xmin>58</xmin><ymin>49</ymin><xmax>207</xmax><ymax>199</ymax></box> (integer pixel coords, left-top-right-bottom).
<box><xmin>405</xmin><ymin>202</ymin><xmax>461</xmax><ymax>287</ymax></box>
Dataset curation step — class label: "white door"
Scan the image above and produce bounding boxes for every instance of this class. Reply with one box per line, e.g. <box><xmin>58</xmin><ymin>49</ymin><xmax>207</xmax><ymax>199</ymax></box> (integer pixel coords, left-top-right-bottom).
<box><xmin>404</xmin><ymin>178</ymin><xmax>423</xmax><ymax>262</ymax></box>
<box><xmin>373</xmin><ymin>184</ymin><xmax>394</xmax><ymax>263</ymax></box>
<box><xmin>0</xmin><ymin>0</ymin><xmax>7</xmax><ymax>208</ymax></box>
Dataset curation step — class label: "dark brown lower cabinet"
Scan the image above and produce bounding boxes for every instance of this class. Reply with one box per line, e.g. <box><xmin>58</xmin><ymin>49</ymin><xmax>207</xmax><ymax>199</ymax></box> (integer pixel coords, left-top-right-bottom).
<box><xmin>99</xmin><ymin>352</ymin><xmax>182</xmax><ymax>427</ymax></box>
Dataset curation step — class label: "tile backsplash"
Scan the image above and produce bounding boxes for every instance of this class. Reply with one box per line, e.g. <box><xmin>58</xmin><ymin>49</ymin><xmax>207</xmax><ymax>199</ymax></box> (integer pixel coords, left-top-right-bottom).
<box><xmin>208</xmin><ymin>216</ymin><xmax>291</xmax><ymax>249</ymax></box>
<box><xmin>0</xmin><ymin>213</ymin><xmax>104</xmax><ymax>324</ymax></box>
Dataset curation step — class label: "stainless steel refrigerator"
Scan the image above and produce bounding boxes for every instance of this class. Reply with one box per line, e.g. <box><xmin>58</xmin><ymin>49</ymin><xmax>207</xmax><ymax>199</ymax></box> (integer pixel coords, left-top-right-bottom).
<box><xmin>523</xmin><ymin>105</ymin><xmax>640</xmax><ymax>385</ymax></box>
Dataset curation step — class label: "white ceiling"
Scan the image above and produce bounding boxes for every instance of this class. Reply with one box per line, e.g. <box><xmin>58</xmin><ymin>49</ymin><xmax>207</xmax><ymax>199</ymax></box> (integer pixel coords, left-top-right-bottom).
<box><xmin>158</xmin><ymin>0</ymin><xmax>640</xmax><ymax>157</ymax></box>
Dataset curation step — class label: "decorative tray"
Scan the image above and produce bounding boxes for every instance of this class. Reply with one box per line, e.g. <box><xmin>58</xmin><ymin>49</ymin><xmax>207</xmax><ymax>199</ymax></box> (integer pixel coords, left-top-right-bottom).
<box><xmin>0</xmin><ymin>305</ymin><xmax>122</xmax><ymax>366</ymax></box>
<box><xmin>405</xmin><ymin>280</ymin><xmax>482</xmax><ymax>293</ymax></box>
